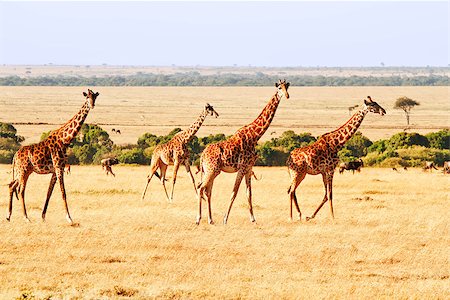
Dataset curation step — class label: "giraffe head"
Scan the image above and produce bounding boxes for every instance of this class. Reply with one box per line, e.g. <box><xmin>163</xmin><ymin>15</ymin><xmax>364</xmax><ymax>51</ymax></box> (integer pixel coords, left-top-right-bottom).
<box><xmin>82</xmin><ymin>89</ymin><xmax>100</xmax><ymax>109</ymax></box>
<box><xmin>205</xmin><ymin>103</ymin><xmax>219</xmax><ymax>118</ymax></box>
<box><xmin>364</xmin><ymin>96</ymin><xmax>386</xmax><ymax>116</ymax></box>
<box><xmin>275</xmin><ymin>79</ymin><xmax>290</xmax><ymax>99</ymax></box>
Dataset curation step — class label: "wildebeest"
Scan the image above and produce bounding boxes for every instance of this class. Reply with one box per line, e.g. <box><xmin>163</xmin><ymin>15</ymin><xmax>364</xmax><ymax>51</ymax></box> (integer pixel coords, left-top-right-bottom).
<box><xmin>101</xmin><ymin>158</ymin><xmax>119</xmax><ymax>177</ymax></box>
<box><xmin>339</xmin><ymin>159</ymin><xmax>364</xmax><ymax>174</ymax></box>
<box><xmin>423</xmin><ymin>161</ymin><xmax>438</xmax><ymax>172</ymax></box>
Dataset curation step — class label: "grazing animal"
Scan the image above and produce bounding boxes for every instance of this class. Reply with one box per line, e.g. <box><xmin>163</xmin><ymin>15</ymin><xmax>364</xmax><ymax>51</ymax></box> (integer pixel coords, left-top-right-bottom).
<box><xmin>338</xmin><ymin>159</ymin><xmax>364</xmax><ymax>174</ymax></box>
<box><xmin>112</xmin><ymin>128</ymin><xmax>116</xmax><ymax>133</ymax></box>
<box><xmin>196</xmin><ymin>80</ymin><xmax>290</xmax><ymax>225</ymax></box>
<box><xmin>101</xmin><ymin>158</ymin><xmax>119</xmax><ymax>177</ymax></box>
<box><xmin>443</xmin><ymin>161</ymin><xmax>450</xmax><ymax>174</ymax></box>
<box><xmin>423</xmin><ymin>161</ymin><xmax>438</xmax><ymax>172</ymax></box>
<box><xmin>7</xmin><ymin>89</ymin><xmax>99</xmax><ymax>223</ymax></box>
<box><xmin>116</xmin><ymin>129</ymin><xmax>121</xmax><ymax>134</ymax></box>
<box><xmin>392</xmin><ymin>167</ymin><xmax>399</xmax><ymax>172</ymax></box>
<box><xmin>287</xmin><ymin>96</ymin><xmax>386</xmax><ymax>221</ymax></box>
<box><xmin>142</xmin><ymin>104</ymin><xmax>219</xmax><ymax>202</ymax></box>
<box><xmin>403</xmin><ymin>166</ymin><xmax>408</xmax><ymax>171</ymax></box>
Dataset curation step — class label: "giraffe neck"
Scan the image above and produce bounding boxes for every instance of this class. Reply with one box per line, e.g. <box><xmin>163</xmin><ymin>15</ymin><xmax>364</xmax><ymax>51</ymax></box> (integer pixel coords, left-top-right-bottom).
<box><xmin>52</xmin><ymin>101</ymin><xmax>91</xmax><ymax>145</ymax></box>
<box><xmin>241</xmin><ymin>93</ymin><xmax>281</xmax><ymax>143</ymax></box>
<box><xmin>175</xmin><ymin>110</ymin><xmax>208</xmax><ymax>144</ymax></box>
<box><xmin>327</xmin><ymin>108</ymin><xmax>368</xmax><ymax>151</ymax></box>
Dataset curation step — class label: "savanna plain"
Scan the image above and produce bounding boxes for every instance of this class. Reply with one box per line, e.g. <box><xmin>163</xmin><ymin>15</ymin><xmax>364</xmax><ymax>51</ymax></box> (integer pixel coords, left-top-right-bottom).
<box><xmin>0</xmin><ymin>166</ymin><xmax>448</xmax><ymax>298</ymax></box>
<box><xmin>0</xmin><ymin>86</ymin><xmax>448</xmax><ymax>145</ymax></box>
<box><xmin>0</xmin><ymin>86</ymin><xmax>449</xmax><ymax>298</ymax></box>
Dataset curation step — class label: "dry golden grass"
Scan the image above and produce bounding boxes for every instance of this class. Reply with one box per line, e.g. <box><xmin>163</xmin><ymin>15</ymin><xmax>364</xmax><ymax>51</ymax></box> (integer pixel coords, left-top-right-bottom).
<box><xmin>0</xmin><ymin>165</ymin><xmax>448</xmax><ymax>299</ymax></box>
<box><xmin>0</xmin><ymin>86</ymin><xmax>448</xmax><ymax>146</ymax></box>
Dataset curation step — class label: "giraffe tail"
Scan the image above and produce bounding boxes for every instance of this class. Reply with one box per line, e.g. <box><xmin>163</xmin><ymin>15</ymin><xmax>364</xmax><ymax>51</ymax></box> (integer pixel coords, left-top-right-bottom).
<box><xmin>9</xmin><ymin>155</ymin><xmax>19</xmax><ymax>200</ymax></box>
<box><xmin>196</xmin><ymin>156</ymin><xmax>204</xmax><ymax>189</ymax></box>
<box><xmin>154</xmin><ymin>171</ymin><xmax>167</xmax><ymax>182</ymax></box>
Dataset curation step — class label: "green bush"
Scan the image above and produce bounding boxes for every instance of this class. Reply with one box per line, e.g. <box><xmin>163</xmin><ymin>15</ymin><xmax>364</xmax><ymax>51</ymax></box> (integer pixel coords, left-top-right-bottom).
<box><xmin>271</xmin><ymin>131</ymin><xmax>316</xmax><ymax>152</ymax></box>
<box><xmin>0</xmin><ymin>149</ymin><xmax>15</xmax><ymax>164</ymax></box>
<box><xmin>387</xmin><ymin>132</ymin><xmax>429</xmax><ymax>150</ymax></box>
<box><xmin>379</xmin><ymin>157</ymin><xmax>405</xmax><ymax>168</ymax></box>
<box><xmin>426</xmin><ymin>129</ymin><xmax>450</xmax><ymax>150</ymax></box>
<box><xmin>118</xmin><ymin>148</ymin><xmax>148</xmax><ymax>164</ymax></box>
<box><xmin>338</xmin><ymin>131</ymin><xmax>372</xmax><ymax>161</ymax></box>
<box><xmin>396</xmin><ymin>146</ymin><xmax>450</xmax><ymax>166</ymax></box>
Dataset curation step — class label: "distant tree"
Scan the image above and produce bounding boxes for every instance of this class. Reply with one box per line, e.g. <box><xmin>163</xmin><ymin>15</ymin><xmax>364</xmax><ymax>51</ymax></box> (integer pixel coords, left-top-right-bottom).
<box><xmin>394</xmin><ymin>96</ymin><xmax>420</xmax><ymax>125</ymax></box>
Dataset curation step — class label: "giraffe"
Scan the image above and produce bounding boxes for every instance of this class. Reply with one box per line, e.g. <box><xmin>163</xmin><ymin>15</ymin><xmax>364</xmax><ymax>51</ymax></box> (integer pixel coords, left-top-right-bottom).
<box><xmin>7</xmin><ymin>89</ymin><xmax>100</xmax><ymax>224</ymax></box>
<box><xmin>196</xmin><ymin>79</ymin><xmax>290</xmax><ymax>225</ymax></box>
<box><xmin>286</xmin><ymin>96</ymin><xmax>386</xmax><ymax>221</ymax></box>
<box><xmin>141</xmin><ymin>103</ymin><xmax>219</xmax><ymax>202</ymax></box>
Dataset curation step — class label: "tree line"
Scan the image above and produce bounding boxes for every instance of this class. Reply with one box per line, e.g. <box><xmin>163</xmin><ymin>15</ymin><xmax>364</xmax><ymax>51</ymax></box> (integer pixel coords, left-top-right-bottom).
<box><xmin>0</xmin><ymin>73</ymin><xmax>449</xmax><ymax>86</ymax></box>
<box><xmin>1</xmin><ymin>122</ymin><xmax>448</xmax><ymax>168</ymax></box>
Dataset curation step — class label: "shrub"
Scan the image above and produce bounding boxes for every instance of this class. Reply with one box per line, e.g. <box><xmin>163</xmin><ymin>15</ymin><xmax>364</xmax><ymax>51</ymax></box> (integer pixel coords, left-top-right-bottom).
<box><xmin>396</xmin><ymin>146</ymin><xmax>450</xmax><ymax>166</ymax></box>
<box><xmin>387</xmin><ymin>132</ymin><xmax>429</xmax><ymax>150</ymax></box>
<box><xmin>338</xmin><ymin>131</ymin><xmax>372</xmax><ymax>161</ymax></box>
<box><xmin>0</xmin><ymin>149</ymin><xmax>15</xmax><ymax>164</ymax></box>
<box><xmin>118</xmin><ymin>148</ymin><xmax>148</xmax><ymax>164</ymax></box>
<box><xmin>379</xmin><ymin>157</ymin><xmax>405</xmax><ymax>168</ymax></box>
<box><xmin>426</xmin><ymin>129</ymin><xmax>450</xmax><ymax>150</ymax></box>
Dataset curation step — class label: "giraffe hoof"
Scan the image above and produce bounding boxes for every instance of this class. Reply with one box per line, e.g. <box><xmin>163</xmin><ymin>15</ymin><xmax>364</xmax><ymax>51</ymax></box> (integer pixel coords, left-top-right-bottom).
<box><xmin>306</xmin><ymin>216</ymin><xmax>312</xmax><ymax>221</ymax></box>
<box><xmin>6</xmin><ymin>217</ymin><xmax>10</xmax><ymax>222</ymax></box>
<box><xmin>208</xmin><ymin>219</ymin><xmax>214</xmax><ymax>225</ymax></box>
<box><xmin>25</xmin><ymin>218</ymin><xmax>31</xmax><ymax>223</ymax></box>
<box><xmin>66</xmin><ymin>216</ymin><xmax>73</xmax><ymax>224</ymax></box>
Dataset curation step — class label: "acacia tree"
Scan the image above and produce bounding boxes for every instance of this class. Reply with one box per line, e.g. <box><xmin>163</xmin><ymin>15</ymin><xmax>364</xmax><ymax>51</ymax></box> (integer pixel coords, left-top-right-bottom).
<box><xmin>394</xmin><ymin>96</ymin><xmax>420</xmax><ymax>125</ymax></box>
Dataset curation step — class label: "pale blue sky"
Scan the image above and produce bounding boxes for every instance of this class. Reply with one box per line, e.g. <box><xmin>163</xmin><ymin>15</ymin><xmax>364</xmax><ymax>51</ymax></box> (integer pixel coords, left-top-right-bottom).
<box><xmin>0</xmin><ymin>1</ymin><xmax>448</xmax><ymax>66</ymax></box>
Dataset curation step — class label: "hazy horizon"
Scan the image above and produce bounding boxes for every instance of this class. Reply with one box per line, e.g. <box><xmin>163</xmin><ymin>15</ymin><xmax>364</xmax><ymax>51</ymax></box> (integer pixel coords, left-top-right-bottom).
<box><xmin>0</xmin><ymin>1</ymin><xmax>448</xmax><ymax>67</ymax></box>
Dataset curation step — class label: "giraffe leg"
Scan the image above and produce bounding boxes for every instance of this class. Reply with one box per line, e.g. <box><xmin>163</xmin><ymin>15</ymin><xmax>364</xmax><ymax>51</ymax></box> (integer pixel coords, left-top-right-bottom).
<box><xmin>185</xmin><ymin>161</ymin><xmax>198</xmax><ymax>196</ymax></box>
<box><xmin>55</xmin><ymin>168</ymin><xmax>73</xmax><ymax>224</ymax></box>
<box><xmin>42</xmin><ymin>173</ymin><xmax>57</xmax><ymax>221</ymax></box>
<box><xmin>288</xmin><ymin>170</ymin><xmax>305</xmax><ymax>221</ymax></box>
<box><xmin>223</xmin><ymin>171</ymin><xmax>245</xmax><ymax>224</ymax></box>
<box><xmin>196</xmin><ymin>185</ymin><xmax>203</xmax><ymax>225</ymax></box>
<box><xmin>159</xmin><ymin>163</ymin><xmax>170</xmax><ymax>202</ymax></box>
<box><xmin>244</xmin><ymin>171</ymin><xmax>256</xmax><ymax>223</ymax></box>
<box><xmin>328</xmin><ymin>173</ymin><xmax>335</xmax><ymax>219</ymax></box>
<box><xmin>306</xmin><ymin>173</ymin><xmax>328</xmax><ymax>221</ymax></box>
<box><xmin>6</xmin><ymin>180</ymin><xmax>19</xmax><ymax>221</ymax></box>
<box><xmin>141</xmin><ymin>163</ymin><xmax>159</xmax><ymax>200</ymax></box>
<box><xmin>205</xmin><ymin>182</ymin><xmax>214</xmax><ymax>225</ymax></box>
<box><xmin>196</xmin><ymin>171</ymin><xmax>218</xmax><ymax>225</ymax></box>
<box><xmin>18</xmin><ymin>173</ymin><xmax>31</xmax><ymax>223</ymax></box>
<box><xmin>169</xmin><ymin>161</ymin><xmax>181</xmax><ymax>202</ymax></box>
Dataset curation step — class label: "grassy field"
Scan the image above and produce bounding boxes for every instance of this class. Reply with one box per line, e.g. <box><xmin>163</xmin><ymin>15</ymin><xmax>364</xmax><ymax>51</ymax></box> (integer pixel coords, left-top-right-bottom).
<box><xmin>0</xmin><ymin>86</ymin><xmax>448</xmax><ymax>146</ymax></box>
<box><xmin>0</xmin><ymin>165</ymin><xmax>448</xmax><ymax>298</ymax></box>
